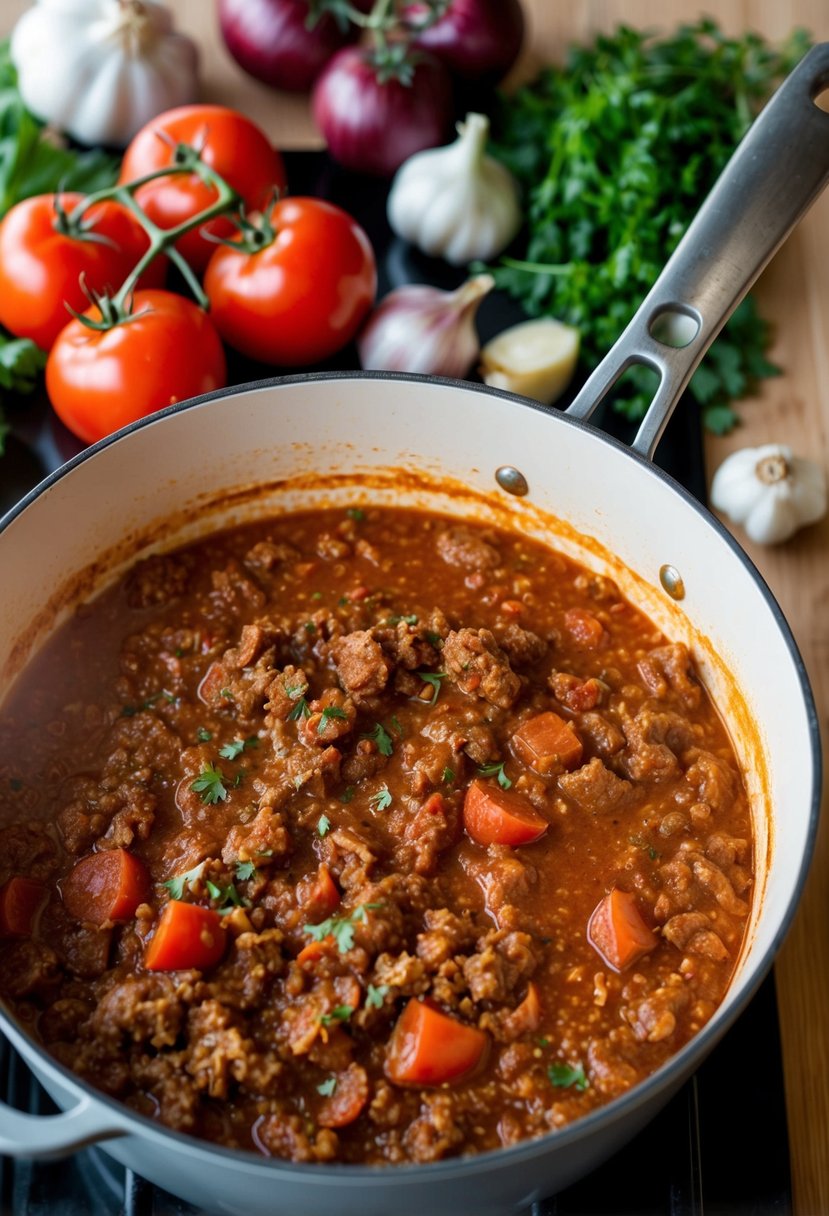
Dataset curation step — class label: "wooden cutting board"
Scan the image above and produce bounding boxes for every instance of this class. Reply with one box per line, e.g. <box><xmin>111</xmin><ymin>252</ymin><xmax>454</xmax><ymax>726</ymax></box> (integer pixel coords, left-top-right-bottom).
<box><xmin>2</xmin><ymin>0</ymin><xmax>829</xmax><ymax>1210</ymax></box>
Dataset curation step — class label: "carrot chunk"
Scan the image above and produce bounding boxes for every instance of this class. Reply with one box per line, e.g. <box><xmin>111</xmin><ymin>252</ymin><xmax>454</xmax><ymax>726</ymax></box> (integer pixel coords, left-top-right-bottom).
<box><xmin>61</xmin><ymin>849</ymin><xmax>151</xmax><ymax>926</ymax></box>
<box><xmin>587</xmin><ymin>888</ymin><xmax>658</xmax><ymax>972</ymax></box>
<box><xmin>463</xmin><ymin>779</ymin><xmax>548</xmax><ymax>847</ymax></box>
<box><xmin>512</xmin><ymin>711</ymin><xmax>583</xmax><ymax>774</ymax></box>
<box><xmin>385</xmin><ymin>998</ymin><xmax>488</xmax><ymax>1087</ymax></box>
<box><xmin>144</xmin><ymin>900</ymin><xmax>226</xmax><ymax>971</ymax></box>
<box><xmin>302</xmin><ymin>863</ymin><xmax>341</xmax><ymax>920</ymax></box>
<box><xmin>0</xmin><ymin>876</ymin><xmax>47</xmax><ymax>937</ymax></box>
<box><xmin>317</xmin><ymin>1062</ymin><xmax>370</xmax><ymax>1128</ymax></box>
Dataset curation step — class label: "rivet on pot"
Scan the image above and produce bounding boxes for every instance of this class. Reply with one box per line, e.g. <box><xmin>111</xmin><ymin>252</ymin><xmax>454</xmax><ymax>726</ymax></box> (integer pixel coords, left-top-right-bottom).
<box><xmin>660</xmin><ymin>564</ymin><xmax>686</xmax><ymax>601</ymax></box>
<box><xmin>495</xmin><ymin>466</ymin><xmax>529</xmax><ymax>496</ymax></box>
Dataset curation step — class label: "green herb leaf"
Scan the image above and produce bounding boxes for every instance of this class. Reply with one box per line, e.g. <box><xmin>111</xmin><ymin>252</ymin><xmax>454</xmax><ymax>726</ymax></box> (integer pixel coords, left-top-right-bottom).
<box><xmin>346</xmin><ymin>507</ymin><xmax>366</xmax><ymax>521</ymax></box>
<box><xmin>442</xmin><ymin>767</ymin><xmax>455</xmax><ymax>785</ymax></box>
<box><xmin>548</xmin><ymin>1061</ymin><xmax>589</xmax><ymax>1092</ymax></box>
<box><xmin>361</xmin><ymin>722</ymin><xmax>393</xmax><ymax>756</ymax></box>
<box><xmin>320</xmin><ymin>1004</ymin><xmax>354</xmax><ymax>1025</ymax></box>
<box><xmin>162</xmin><ymin>861</ymin><xmax>206</xmax><ymax>901</ymax></box>
<box><xmin>303</xmin><ymin>903</ymin><xmax>382</xmax><ymax>954</ymax></box>
<box><xmin>369</xmin><ymin>786</ymin><xmax>392</xmax><ymax>812</ymax></box>
<box><xmin>318</xmin><ymin>814</ymin><xmax>332</xmax><ymax>837</ymax></box>
<box><xmin>191</xmin><ymin>764</ymin><xmax>229</xmax><ymax>804</ymax></box>
<box><xmin>197</xmin><ymin>728</ymin><xmax>213</xmax><ymax>742</ymax></box>
<box><xmin>417</xmin><ymin>670</ymin><xmax>447</xmax><ymax>705</ymax></box>
<box><xmin>386</xmin><ymin>613</ymin><xmax>418</xmax><ymax>626</ymax></box>
<box><xmin>317</xmin><ymin>1076</ymin><xmax>337</xmax><ymax>1097</ymax></box>
<box><xmin>287</xmin><ymin>696</ymin><xmax>311</xmax><ymax>721</ymax></box>
<box><xmin>235</xmin><ymin>859</ymin><xmax>257</xmax><ymax>881</ymax></box>
<box><xmin>477</xmin><ymin>761</ymin><xmax>512</xmax><ymax>790</ymax></box>
<box><xmin>219</xmin><ymin>736</ymin><xmax>258</xmax><ymax>760</ymax></box>
<box><xmin>317</xmin><ymin>705</ymin><xmax>348</xmax><ymax>735</ymax></box>
<box><xmin>339</xmin><ymin>786</ymin><xmax>355</xmax><ymax>804</ymax></box>
<box><xmin>365</xmin><ymin>983</ymin><xmax>388</xmax><ymax>1009</ymax></box>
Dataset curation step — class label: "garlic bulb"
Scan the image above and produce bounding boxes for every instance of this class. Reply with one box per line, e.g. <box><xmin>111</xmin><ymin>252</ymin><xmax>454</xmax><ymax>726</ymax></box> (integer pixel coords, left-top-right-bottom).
<box><xmin>357</xmin><ymin>275</ymin><xmax>494</xmax><ymax>378</ymax></box>
<box><xmin>387</xmin><ymin>112</ymin><xmax>521</xmax><ymax>266</ymax></box>
<box><xmin>480</xmin><ymin>317</ymin><xmax>580</xmax><ymax>406</ymax></box>
<box><xmin>710</xmin><ymin>444</ymin><xmax>827</xmax><ymax>544</ymax></box>
<box><xmin>11</xmin><ymin>0</ymin><xmax>200</xmax><ymax>148</ymax></box>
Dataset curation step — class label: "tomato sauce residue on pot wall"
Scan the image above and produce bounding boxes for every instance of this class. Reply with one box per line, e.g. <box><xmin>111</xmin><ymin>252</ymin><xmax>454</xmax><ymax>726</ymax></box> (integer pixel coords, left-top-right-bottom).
<box><xmin>0</xmin><ymin>501</ymin><xmax>756</xmax><ymax>1164</ymax></box>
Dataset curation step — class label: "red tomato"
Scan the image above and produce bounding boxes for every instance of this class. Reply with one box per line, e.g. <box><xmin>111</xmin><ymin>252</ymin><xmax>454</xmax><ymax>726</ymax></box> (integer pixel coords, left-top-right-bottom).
<box><xmin>587</xmin><ymin>888</ymin><xmax>658</xmax><ymax>973</ymax></box>
<box><xmin>0</xmin><ymin>193</ymin><xmax>165</xmax><ymax>351</ymax></box>
<box><xmin>0</xmin><ymin>877</ymin><xmax>47</xmax><ymax>937</ymax></box>
<box><xmin>144</xmin><ymin>900</ymin><xmax>226</xmax><ymax>971</ymax></box>
<box><xmin>463</xmin><ymin>779</ymin><xmax>549</xmax><ymax>847</ymax></box>
<box><xmin>203</xmin><ymin>197</ymin><xmax>376</xmax><ymax>365</ymax></box>
<box><xmin>61</xmin><ymin>849</ymin><xmax>151</xmax><ymax>925</ymax></box>
<box><xmin>118</xmin><ymin>105</ymin><xmax>287</xmax><ymax>272</ymax></box>
<box><xmin>46</xmin><ymin>289</ymin><xmax>226</xmax><ymax>446</ymax></box>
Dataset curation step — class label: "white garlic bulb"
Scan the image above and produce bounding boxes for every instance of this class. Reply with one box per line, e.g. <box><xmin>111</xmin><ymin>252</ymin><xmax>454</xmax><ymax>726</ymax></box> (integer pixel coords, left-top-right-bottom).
<box><xmin>710</xmin><ymin>443</ymin><xmax>827</xmax><ymax>544</ymax></box>
<box><xmin>387</xmin><ymin>112</ymin><xmax>522</xmax><ymax>266</ymax></box>
<box><xmin>480</xmin><ymin>317</ymin><xmax>581</xmax><ymax>406</ymax></box>
<box><xmin>11</xmin><ymin>0</ymin><xmax>200</xmax><ymax>148</ymax></box>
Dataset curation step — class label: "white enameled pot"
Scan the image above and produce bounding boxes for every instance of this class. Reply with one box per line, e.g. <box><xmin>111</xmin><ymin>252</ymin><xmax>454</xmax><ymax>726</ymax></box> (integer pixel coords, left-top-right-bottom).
<box><xmin>0</xmin><ymin>41</ymin><xmax>827</xmax><ymax>1216</ymax></box>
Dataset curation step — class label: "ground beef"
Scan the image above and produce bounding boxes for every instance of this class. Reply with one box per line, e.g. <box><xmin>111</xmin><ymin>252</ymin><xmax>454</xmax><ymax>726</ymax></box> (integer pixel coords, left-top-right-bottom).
<box><xmin>443</xmin><ymin>628</ymin><xmax>522</xmax><ymax>709</ymax></box>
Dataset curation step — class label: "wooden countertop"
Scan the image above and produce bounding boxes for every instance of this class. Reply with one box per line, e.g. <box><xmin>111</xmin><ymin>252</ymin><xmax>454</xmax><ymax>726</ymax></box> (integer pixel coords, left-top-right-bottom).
<box><xmin>3</xmin><ymin>0</ymin><xmax>829</xmax><ymax>1209</ymax></box>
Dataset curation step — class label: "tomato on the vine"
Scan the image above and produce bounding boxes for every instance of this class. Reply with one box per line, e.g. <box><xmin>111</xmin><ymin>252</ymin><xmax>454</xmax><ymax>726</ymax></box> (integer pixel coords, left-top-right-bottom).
<box><xmin>46</xmin><ymin>290</ymin><xmax>226</xmax><ymax>445</ymax></box>
<box><xmin>0</xmin><ymin>193</ymin><xmax>165</xmax><ymax>351</ymax></box>
<box><xmin>118</xmin><ymin>105</ymin><xmax>287</xmax><ymax>273</ymax></box>
<box><xmin>203</xmin><ymin>197</ymin><xmax>376</xmax><ymax>365</ymax></box>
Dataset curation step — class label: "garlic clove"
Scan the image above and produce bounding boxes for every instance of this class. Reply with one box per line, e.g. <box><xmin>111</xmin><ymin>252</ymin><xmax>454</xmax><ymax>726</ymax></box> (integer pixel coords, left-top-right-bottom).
<box><xmin>357</xmin><ymin>274</ymin><xmax>494</xmax><ymax>379</ymax></box>
<box><xmin>711</xmin><ymin>443</ymin><xmax>828</xmax><ymax>545</ymax></box>
<box><xmin>479</xmin><ymin>318</ymin><xmax>581</xmax><ymax>405</ymax></box>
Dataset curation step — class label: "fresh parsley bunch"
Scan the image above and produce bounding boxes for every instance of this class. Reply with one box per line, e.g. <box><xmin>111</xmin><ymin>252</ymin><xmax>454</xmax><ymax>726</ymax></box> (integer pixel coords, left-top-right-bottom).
<box><xmin>489</xmin><ymin>20</ymin><xmax>812</xmax><ymax>432</ymax></box>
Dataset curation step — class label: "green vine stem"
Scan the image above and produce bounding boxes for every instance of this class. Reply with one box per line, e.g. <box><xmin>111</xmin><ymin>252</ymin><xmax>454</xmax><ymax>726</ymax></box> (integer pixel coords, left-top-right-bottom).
<box><xmin>63</xmin><ymin>144</ymin><xmax>240</xmax><ymax>320</ymax></box>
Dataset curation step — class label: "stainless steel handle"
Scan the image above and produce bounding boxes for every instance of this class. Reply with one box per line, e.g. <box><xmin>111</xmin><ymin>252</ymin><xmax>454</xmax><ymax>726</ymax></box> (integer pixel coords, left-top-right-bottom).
<box><xmin>565</xmin><ymin>43</ymin><xmax>829</xmax><ymax>459</ymax></box>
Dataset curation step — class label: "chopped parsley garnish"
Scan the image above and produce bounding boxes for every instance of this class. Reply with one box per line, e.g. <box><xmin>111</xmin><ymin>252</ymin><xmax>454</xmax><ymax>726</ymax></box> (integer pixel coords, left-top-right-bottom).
<box><xmin>442</xmin><ymin>767</ymin><xmax>455</xmax><ymax>785</ymax></box>
<box><xmin>389</xmin><ymin>715</ymin><xmax>404</xmax><ymax>737</ymax></box>
<box><xmin>318</xmin><ymin>814</ymin><xmax>332</xmax><ymax>837</ymax></box>
<box><xmin>191</xmin><ymin>764</ymin><xmax>228</xmax><ymax>804</ymax></box>
<box><xmin>386</xmin><ymin>613</ymin><xmax>418</xmax><ymax>626</ymax></box>
<box><xmin>362</xmin><ymin>722</ymin><xmax>393</xmax><ymax>756</ymax></box>
<box><xmin>339</xmin><ymin>787</ymin><xmax>355</xmax><ymax>805</ymax></box>
<box><xmin>369</xmin><ymin>786</ymin><xmax>392</xmax><ymax>812</ymax></box>
<box><xmin>365</xmin><ymin>984</ymin><xmax>388</xmax><ymax>1009</ymax></box>
<box><xmin>219</xmin><ymin>736</ymin><xmax>258</xmax><ymax>760</ymax></box>
<box><xmin>162</xmin><ymin>861</ymin><xmax>205</xmax><ymax>901</ymax></box>
<box><xmin>346</xmin><ymin>507</ymin><xmax>366</xmax><ymax>522</ymax></box>
<box><xmin>548</xmin><ymin>1061</ymin><xmax>589</xmax><ymax>1092</ymax></box>
<box><xmin>235</xmin><ymin>859</ymin><xmax>257</xmax><ymax>881</ymax></box>
<box><xmin>287</xmin><ymin>696</ymin><xmax>311</xmax><ymax>721</ymax></box>
<box><xmin>317</xmin><ymin>1077</ymin><xmax>337</xmax><ymax>1097</ymax></box>
<box><xmin>417</xmin><ymin>670</ymin><xmax>447</xmax><ymax>704</ymax></box>
<box><xmin>120</xmin><ymin>690</ymin><xmax>176</xmax><ymax>717</ymax></box>
<box><xmin>478</xmin><ymin>761</ymin><xmax>512</xmax><ymax>790</ymax></box>
<box><xmin>321</xmin><ymin>1004</ymin><xmax>354</xmax><ymax>1025</ymax></box>
<box><xmin>424</xmin><ymin>630</ymin><xmax>442</xmax><ymax>646</ymax></box>
<box><xmin>317</xmin><ymin>705</ymin><xmax>348</xmax><ymax>735</ymax></box>
<box><xmin>303</xmin><ymin>903</ymin><xmax>382</xmax><ymax>954</ymax></box>
<box><xmin>197</xmin><ymin>728</ymin><xmax>213</xmax><ymax>743</ymax></box>
<box><xmin>311</xmin><ymin>591</ymin><xmax>323</xmax><ymax>600</ymax></box>
<box><xmin>219</xmin><ymin>688</ymin><xmax>234</xmax><ymax>700</ymax></box>
<box><xmin>304</xmin><ymin>621</ymin><xmax>317</xmax><ymax>634</ymax></box>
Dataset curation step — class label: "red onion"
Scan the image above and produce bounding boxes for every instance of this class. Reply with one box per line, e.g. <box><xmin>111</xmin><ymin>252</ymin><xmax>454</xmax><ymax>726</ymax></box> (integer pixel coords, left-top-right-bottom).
<box><xmin>311</xmin><ymin>45</ymin><xmax>454</xmax><ymax>177</ymax></box>
<box><xmin>218</xmin><ymin>0</ymin><xmax>357</xmax><ymax>92</ymax></box>
<box><xmin>406</xmin><ymin>0</ymin><xmax>525</xmax><ymax>83</ymax></box>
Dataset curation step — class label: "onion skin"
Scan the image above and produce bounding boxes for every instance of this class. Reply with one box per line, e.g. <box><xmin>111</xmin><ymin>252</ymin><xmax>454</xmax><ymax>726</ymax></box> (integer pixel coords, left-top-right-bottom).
<box><xmin>406</xmin><ymin>0</ymin><xmax>525</xmax><ymax>83</ymax></box>
<box><xmin>312</xmin><ymin>47</ymin><xmax>454</xmax><ymax>177</ymax></box>
<box><xmin>218</xmin><ymin>0</ymin><xmax>356</xmax><ymax>92</ymax></box>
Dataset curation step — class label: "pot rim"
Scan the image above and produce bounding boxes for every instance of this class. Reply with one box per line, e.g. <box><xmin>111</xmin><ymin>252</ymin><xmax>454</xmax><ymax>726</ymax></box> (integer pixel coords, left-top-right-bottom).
<box><xmin>0</xmin><ymin>370</ymin><xmax>821</xmax><ymax>1179</ymax></box>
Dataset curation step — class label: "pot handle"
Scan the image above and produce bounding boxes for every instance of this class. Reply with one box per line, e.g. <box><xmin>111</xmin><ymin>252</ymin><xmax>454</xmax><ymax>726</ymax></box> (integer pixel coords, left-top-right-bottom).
<box><xmin>565</xmin><ymin>42</ymin><xmax>829</xmax><ymax>460</ymax></box>
<box><xmin>0</xmin><ymin>1094</ymin><xmax>128</xmax><ymax>1159</ymax></box>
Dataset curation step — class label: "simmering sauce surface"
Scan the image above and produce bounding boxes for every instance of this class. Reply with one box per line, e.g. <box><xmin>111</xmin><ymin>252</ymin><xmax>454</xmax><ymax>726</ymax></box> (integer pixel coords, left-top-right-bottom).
<box><xmin>0</xmin><ymin>507</ymin><xmax>752</xmax><ymax>1163</ymax></box>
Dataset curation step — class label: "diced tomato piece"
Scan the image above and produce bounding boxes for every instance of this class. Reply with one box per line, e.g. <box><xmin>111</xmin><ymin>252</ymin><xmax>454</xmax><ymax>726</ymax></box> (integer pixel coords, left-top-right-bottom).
<box><xmin>385</xmin><ymin>998</ymin><xmax>488</xmax><ymax>1087</ymax></box>
<box><xmin>317</xmin><ymin>1062</ymin><xmax>370</xmax><ymax>1128</ymax></box>
<box><xmin>0</xmin><ymin>876</ymin><xmax>47</xmax><ymax>936</ymax></box>
<box><xmin>144</xmin><ymin>900</ymin><xmax>226</xmax><ymax>971</ymax></box>
<box><xmin>587</xmin><ymin>888</ymin><xmax>658</xmax><ymax>972</ymax></box>
<box><xmin>61</xmin><ymin>849</ymin><xmax>151</xmax><ymax>926</ymax></box>
<box><xmin>564</xmin><ymin>608</ymin><xmax>608</xmax><ymax>649</ymax></box>
<box><xmin>512</xmin><ymin>711</ymin><xmax>583</xmax><ymax>774</ymax></box>
<box><xmin>463</xmin><ymin>779</ymin><xmax>548</xmax><ymax>847</ymax></box>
